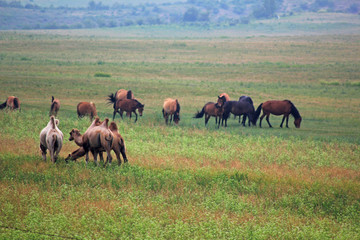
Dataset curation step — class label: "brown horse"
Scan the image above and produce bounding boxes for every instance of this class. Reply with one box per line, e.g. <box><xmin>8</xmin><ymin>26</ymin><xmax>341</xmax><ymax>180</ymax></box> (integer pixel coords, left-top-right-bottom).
<box><xmin>255</xmin><ymin>100</ymin><xmax>302</xmax><ymax>128</ymax></box>
<box><xmin>49</xmin><ymin>96</ymin><xmax>60</xmax><ymax>116</ymax></box>
<box><xmin>77</xmin><ymin>102</ymin><xmax>97</xmax><ymax>121</ymax></box>
<box><xmin>162</xmin><ymin>98</ymin><xmax>180</xmax><ymax>125</ymax></box>
<box><xmin>0</xmin><ymin>96</ymin><xmax>20</xmax><ymax>111</ymax></box>
<box><xmin>193</xmin><ymin>95</ymin><xmax>226</xmax><ymax>128</ymax></box>
<box><xmin>112</xmin><ymin>99</ymin><xmax>144</xmax><ymax>122</ymax></box>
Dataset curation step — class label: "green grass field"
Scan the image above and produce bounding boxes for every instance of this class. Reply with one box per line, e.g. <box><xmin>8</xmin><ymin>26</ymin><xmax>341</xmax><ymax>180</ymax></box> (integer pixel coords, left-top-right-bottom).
<box><xmin>0</xmin><ymin>26</ymin><xmax>359</xmax><ymax>239</ymax></box>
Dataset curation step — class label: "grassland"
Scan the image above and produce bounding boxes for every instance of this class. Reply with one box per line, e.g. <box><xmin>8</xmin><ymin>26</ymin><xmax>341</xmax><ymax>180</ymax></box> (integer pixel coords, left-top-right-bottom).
<box><xmin>0</xmin><ymin>28</ymin><xmax>359</xmax><ymax>239</ymax></box>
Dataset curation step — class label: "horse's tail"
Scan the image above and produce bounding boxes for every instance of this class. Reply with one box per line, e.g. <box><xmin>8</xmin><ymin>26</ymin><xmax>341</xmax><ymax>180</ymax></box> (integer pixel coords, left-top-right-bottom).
<box><xmin>107</xmin><ymin>93</ymin><xmax>117</xmax><ymax>107</ymax></box>
<box><xmin>51</xmin><ymin>96</ymin><xmax>54</xmax><ymax>103</ymax></box>
<box><xmin>49</xmin><ymin>101</ymin><xmax>56</xmax><ymax>116</ymax></box>
<box><xmin>193</xmin><ymin>107</ymin><xmax>205</xmax><ymax>118</ymax></box>
<box><xmin>253</xmin><ymin>103</ymin><xmax>263</xmax><ymax>124</ymax></box>
<box><xmin>0</xmin><ymin>99</ymin><xmax>7</xmax><ymax>110</ymax></box>
<box><xmin>127</xmin><ymin>90</ymin><xmax>132</xmax><ymax>99</ymax></box>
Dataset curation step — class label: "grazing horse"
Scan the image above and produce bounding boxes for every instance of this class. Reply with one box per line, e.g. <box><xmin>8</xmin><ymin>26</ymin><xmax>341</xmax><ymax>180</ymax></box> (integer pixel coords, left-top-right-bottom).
<box><xmin>39</xmin><ymin>116</ymin><xmax>63</xmax><ymax>163</ymax></box>
<box><xmin>193</xmin><ymin>95</ymin><xmax>226</xmax><ymax>128</ymax></box>
<box><xmin>112</xmin><ymin>99</ymin><xmax>144</xmax><ymax>122</ymax></box>
<box><xmin>255</xmin><ymin>100</ymin><xmax>302</xmax><ymax>128</ymax></box>
<box><xmin>238</xmin><ymin>96</ymin><xmax>254</xmax><ymax>126</ymax></box>
<box><xmin>49</xmin><ymin>96</ymin><xmax>60</xmax><ymax>116</ymax></box>
<box><xmin>162</xmin><ymin>98</ymin><xmax>180</xmax><ymax>125</ymax></box>
<box><xmin>77</xmin><ymin>102</ymin><xmax>97</xmax><ymax>121</ymax></box>
<box><xmin>0</xmin><ymin>96</ymin><xmax>20</xmax><ymax>111</ymax></box>
<box><xmin>222</xmin><ymin>100</ymin><xmax>257</xmax><ymax>127</ymax></box>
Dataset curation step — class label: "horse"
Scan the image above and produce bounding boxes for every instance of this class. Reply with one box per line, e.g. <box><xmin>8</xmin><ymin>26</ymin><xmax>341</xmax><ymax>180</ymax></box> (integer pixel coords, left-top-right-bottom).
<box><xmin>162</xmin><ymin>98</ymin><xmax>180</xmax><ymax>125</ymax></box>
<box><xmin>39</xmin><ymin>116</ymin><xmax>63</xmax><ymax>163</ymax></box>
<box><xmin>49</xmin><ymin>96</ymin><xmax>60</xmax><ymax>116</ymax></box>
<box><xmin>255</xmin><ymin>100</ymin><xmax>302</xmax><ymax>128</ymax></box>
<box><xmin>238</xmin><ymin>96</ymin><xmax>254</xmax><ymax>126</ymax></box>
<box><xmin>77</xmin><ymin>102</ymin><xmax>97</xmax><ymax>121</ymax></box>
<box><xmin>219</xmin><ymin>93</ymin><xmax>231</xmax><ymax>102</ymax></box>
<box><xmin>0</xmin><ymin>96</ymin><xmax>20</xmax><ymax>111</ymax></box>
<box><xmin>112</xmin><ymin>99</ymin><xmax>144</xmax><ymax>122</ymax></box>
<box><xmin>222</xmin><ymin>100</ymin><xmax>257</xmax><ymax>127</ymax></box>
<box><xmin>193</xmin><ymin>95</ymin><xmax>226</xmax><ymax>128</ymax></box>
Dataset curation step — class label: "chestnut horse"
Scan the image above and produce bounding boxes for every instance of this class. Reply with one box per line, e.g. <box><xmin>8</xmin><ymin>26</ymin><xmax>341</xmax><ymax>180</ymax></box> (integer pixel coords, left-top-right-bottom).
<box><xmin>255</xmin><ymin>100</ymin><xmax>302</xmax><ymax>128</ymax></box>
<box><xmin>49</xmin><ymin>96</ymin><xmax>60</xmax><ymax>116</ymax></box>
<box><xmin>0</xmin><ymin>96</ymin><xmax>20</xmax><ymax>111</ymax></box>
<box><xmin>77</xmin><ymin>102</ymin><xmax>97</xmax><ymax>121</ymax></box>
<box><xmin>112</xmin><ymin>99</ymin><xmax>144</xmax><ymax>122</ymax></box>
<box><xmin>162</xmin><ymin>98</ymin><xmax>180</xmax><ymax>125</ymax></box>
<box><xmin>219</xmin><ymin>93</ymin><xmax>230</xmax><ymax>102</ymax></box>
<box><xmin>193</xmin><ymin>95</ymin><xmax>226</xmax><ymax>128</ymax></box>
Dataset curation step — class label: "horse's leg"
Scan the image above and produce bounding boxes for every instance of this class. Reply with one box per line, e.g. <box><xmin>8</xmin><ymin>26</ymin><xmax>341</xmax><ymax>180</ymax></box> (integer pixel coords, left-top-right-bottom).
<box><xmin>40</xmin><ymin>144</ymin><xmax>47</xmax><ymax>162</ymax></box>
<box><xmin>286</xmin><ymin>115</ymin><xmax>289</xmax><ymax>128</ymax></box>
<box><xmin>266</xmin><ymin>114</ymin><xmax>272</xmax><ymax>128</ymax></box>
<box><xmin>119</xmin><ymin>110</ymin><xmax>124</xmax><ymax>119</ymax></box>
<box><xmin>85</xmin><ymin>151</ymin><xmax>89</xmax><ymax>166</ymax></box>
<box><xmin>217</xmin><ymin>115</ymin><xmax>221</xmax><ymax>128</ymax></box>
<box><xmin>215</xmin><ymin>116</ymin><xmax>218</xmax><ymax>125</ymax></box>
<box><xmin>112</xmin><ymin>110</ymin><xmax>117</xmax><ymax>120</ymax></box>
<box><xmin>170</xmin><ymin>114</ymin><xmax>173</xmax><ymax>123</ymax></box>
<box><xmin>241</xmin><ymin>114</ymin><xmax>246</xmax><ymax>126</ymax></box>
<box><xmin>134</xmin><ymin>111</ymin><xmax>138</xmax><ymax>123</ymax></box>
<box><xmin>204</xmin><ymin>114</ymin><xmax>210</xmax><ymax>126</ymax></box>
<box><xmin>259</xmin><ymin>113</ymin><xmax>266</xmax><ymax>128</ymax></box>
<box><xmin>280</xmin><ymin>116</ymin><xmax>286</xmax><ymax>128</ymax></box>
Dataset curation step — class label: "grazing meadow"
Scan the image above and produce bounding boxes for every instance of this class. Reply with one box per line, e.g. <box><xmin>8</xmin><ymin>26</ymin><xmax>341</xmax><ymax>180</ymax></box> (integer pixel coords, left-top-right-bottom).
<box><xmin>0</xmin><ymin>26</ymin><xmax>359</xmax><ymax>239</ymax></box>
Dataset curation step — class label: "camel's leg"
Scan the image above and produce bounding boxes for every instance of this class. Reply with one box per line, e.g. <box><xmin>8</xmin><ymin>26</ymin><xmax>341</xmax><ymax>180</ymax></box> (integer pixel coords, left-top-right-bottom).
<box><xmin>99</xmin><ymin>151</ymin><xmax>104</xmax><ymax>162</ymax></box>
<box><xmin>165</xmin><ymin>113</ymin><xmax>169</xmax><ymax>125</ymax></box>
<box><xmin>120</xmin><ymin>145</ymin><xmax>128</xmax><ymax>164</ymax></box>
<box><xmin>40</xmin><ymin>144</ymin><xmax>47</xmax><ymax>162</ymax></box>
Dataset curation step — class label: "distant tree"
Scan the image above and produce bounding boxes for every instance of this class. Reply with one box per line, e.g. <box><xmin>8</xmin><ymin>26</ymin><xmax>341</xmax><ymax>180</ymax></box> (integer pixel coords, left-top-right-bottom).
<box><xmin>252</xmin><ymin>0</ymin><xmax>276</xmax><ymax>19</ymax></box>
<box><xmin>183</xmin><ymin>7</ymin><xmax>199</xmax><ymax>22</ymax></box>
<box><xmin>198</xmin><ymin>11</ymin><xmax>209</xmax><ymax>21</ymax></box>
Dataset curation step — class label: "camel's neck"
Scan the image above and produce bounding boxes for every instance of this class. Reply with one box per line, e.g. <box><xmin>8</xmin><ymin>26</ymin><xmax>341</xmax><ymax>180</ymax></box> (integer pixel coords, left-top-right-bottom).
<box><xmin>74</xmin><ymin>134</ymin><xmax>83</xmax><ymax>146</ymax></box>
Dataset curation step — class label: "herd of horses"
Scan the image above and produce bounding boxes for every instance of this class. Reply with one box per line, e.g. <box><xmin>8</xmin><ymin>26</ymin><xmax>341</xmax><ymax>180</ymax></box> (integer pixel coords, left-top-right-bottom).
<box><xmin>1</xmin><ymin>89</ymin><xmax>302</xmax><ymax>165</ymax></box>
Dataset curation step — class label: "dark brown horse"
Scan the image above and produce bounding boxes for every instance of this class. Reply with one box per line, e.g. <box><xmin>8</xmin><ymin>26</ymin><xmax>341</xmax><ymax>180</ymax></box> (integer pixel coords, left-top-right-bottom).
<box><xmin>112</xmin><ymin>99</ymin><xmax>144</xmax><ymax>122</ymax></box>
<box><xmin>238</xmin><ymin>96</ymin><xmax>254</xmax><ymax>126</ymax></box>
<box><xmin>49</xmin><ymin>96</ymin><xmax>60</xmax><ymax>116</ymax></box>
<box><xmin>255</xmin><ymin>100</ymin><xmax>302</xmax><ymax>128</ymax></box>
<box><xmin>193</xmin><ymin>95</ymin><xmax>226</xmax><ymax>128</ymax></box>
<box><xmin>0</xmin><ymin>96</ymin><xmax>20</xmax><ymax>111</ymax></box>
<box><xmin>222</xmin><ymin>100</ymin><xmax>257</xmax><ymax>127</ymax></box>
<box><xmin>162</xmin><ymin>98</ymin><xmax>180</xmax><ymax>125</ymax></box>
<box><xmin>77</xmin><ymin>102</ymin><xmax>97</xmax><ymax>121</ymax></box>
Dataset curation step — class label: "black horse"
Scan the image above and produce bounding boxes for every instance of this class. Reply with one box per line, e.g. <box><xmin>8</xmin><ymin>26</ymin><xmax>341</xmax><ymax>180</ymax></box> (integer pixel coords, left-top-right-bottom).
<box><xmin>238</xmin><ymin>96</ymin><xmax>255</xmax><ymax>126</ymax></box>
<box><xmin>222</xmin><ymin>100</ymin><xmax>259</xmax><ymax>127</ymax></box>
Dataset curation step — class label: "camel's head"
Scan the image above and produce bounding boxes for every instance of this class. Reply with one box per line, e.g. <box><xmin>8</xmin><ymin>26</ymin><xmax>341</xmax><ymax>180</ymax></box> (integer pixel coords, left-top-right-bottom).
<box><xmin>69</xmin><ymin>128</ymin><xmax>81</xmax><ymax>141</ymax></box>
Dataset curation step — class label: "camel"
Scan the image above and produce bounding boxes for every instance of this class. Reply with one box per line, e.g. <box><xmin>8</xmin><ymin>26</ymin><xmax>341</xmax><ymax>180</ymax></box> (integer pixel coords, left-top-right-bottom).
<box><xmin>49</xmin><ymin>96</ymin><xmax>60</xmax><ymax>116</ymax></box>
<box><xmin>68</xmin><ymin>120</ymin><xmax>127</xmax><ymax>165</ymax></box>
<box><xmin>71</xmin><ymin>118</ymin><xmax>113</xmax><ymax>166</ymax></box>
<box><xmin>39</xmin><ymin>116</ymin><xmax>63</xmax><ymax>163</ymax></box>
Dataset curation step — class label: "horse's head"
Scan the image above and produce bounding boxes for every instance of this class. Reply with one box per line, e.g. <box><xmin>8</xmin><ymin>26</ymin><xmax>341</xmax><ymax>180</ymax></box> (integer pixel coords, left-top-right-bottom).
<box><xmin>217</xmin><ymin>95</ymin><xmax>226</xmax><ymax>108</ymax></box>
<box><xmin>69</xmin><ymin>128</ymin><xmax>81</xmax><ymax>141</ymax></box>
<box><xmin>174</xmin><ymin>112</ymin><xmax>180</xmax><ymax>124</ymax></box>
<box><xmin>138</xmin><ymin>104</ymin><xmax>144</xmax><ymax>116</ymax></box>
<box><xmin>294</xmin><ymin>117</ymin><xmax>302</xmax><ymax>128</ymax></box>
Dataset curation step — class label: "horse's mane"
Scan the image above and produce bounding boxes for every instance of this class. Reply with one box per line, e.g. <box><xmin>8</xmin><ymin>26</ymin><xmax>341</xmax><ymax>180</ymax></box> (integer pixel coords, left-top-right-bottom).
<box><xmin>13</xmin><ymin>97</ymin><xmax>20</xmax><ymax>110</ymax></box>
<box><xmin>133</xmin><ymin>99</ymin><xmax>144</xmax><ymax>107</ymax></box>
<box><xmin>285</xmin><ymin>100</ymin><xmax>301</xmax><ymax>119</ymax></box>
<box><xmin>175</xmin><ymin>99</ymin><xmax>180</xmax><ymax>113</ymax></box>
<box><xmin>127</xmin><ymin>90</ymin><xmax>132</xmax><ymax>99</ymax></box>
